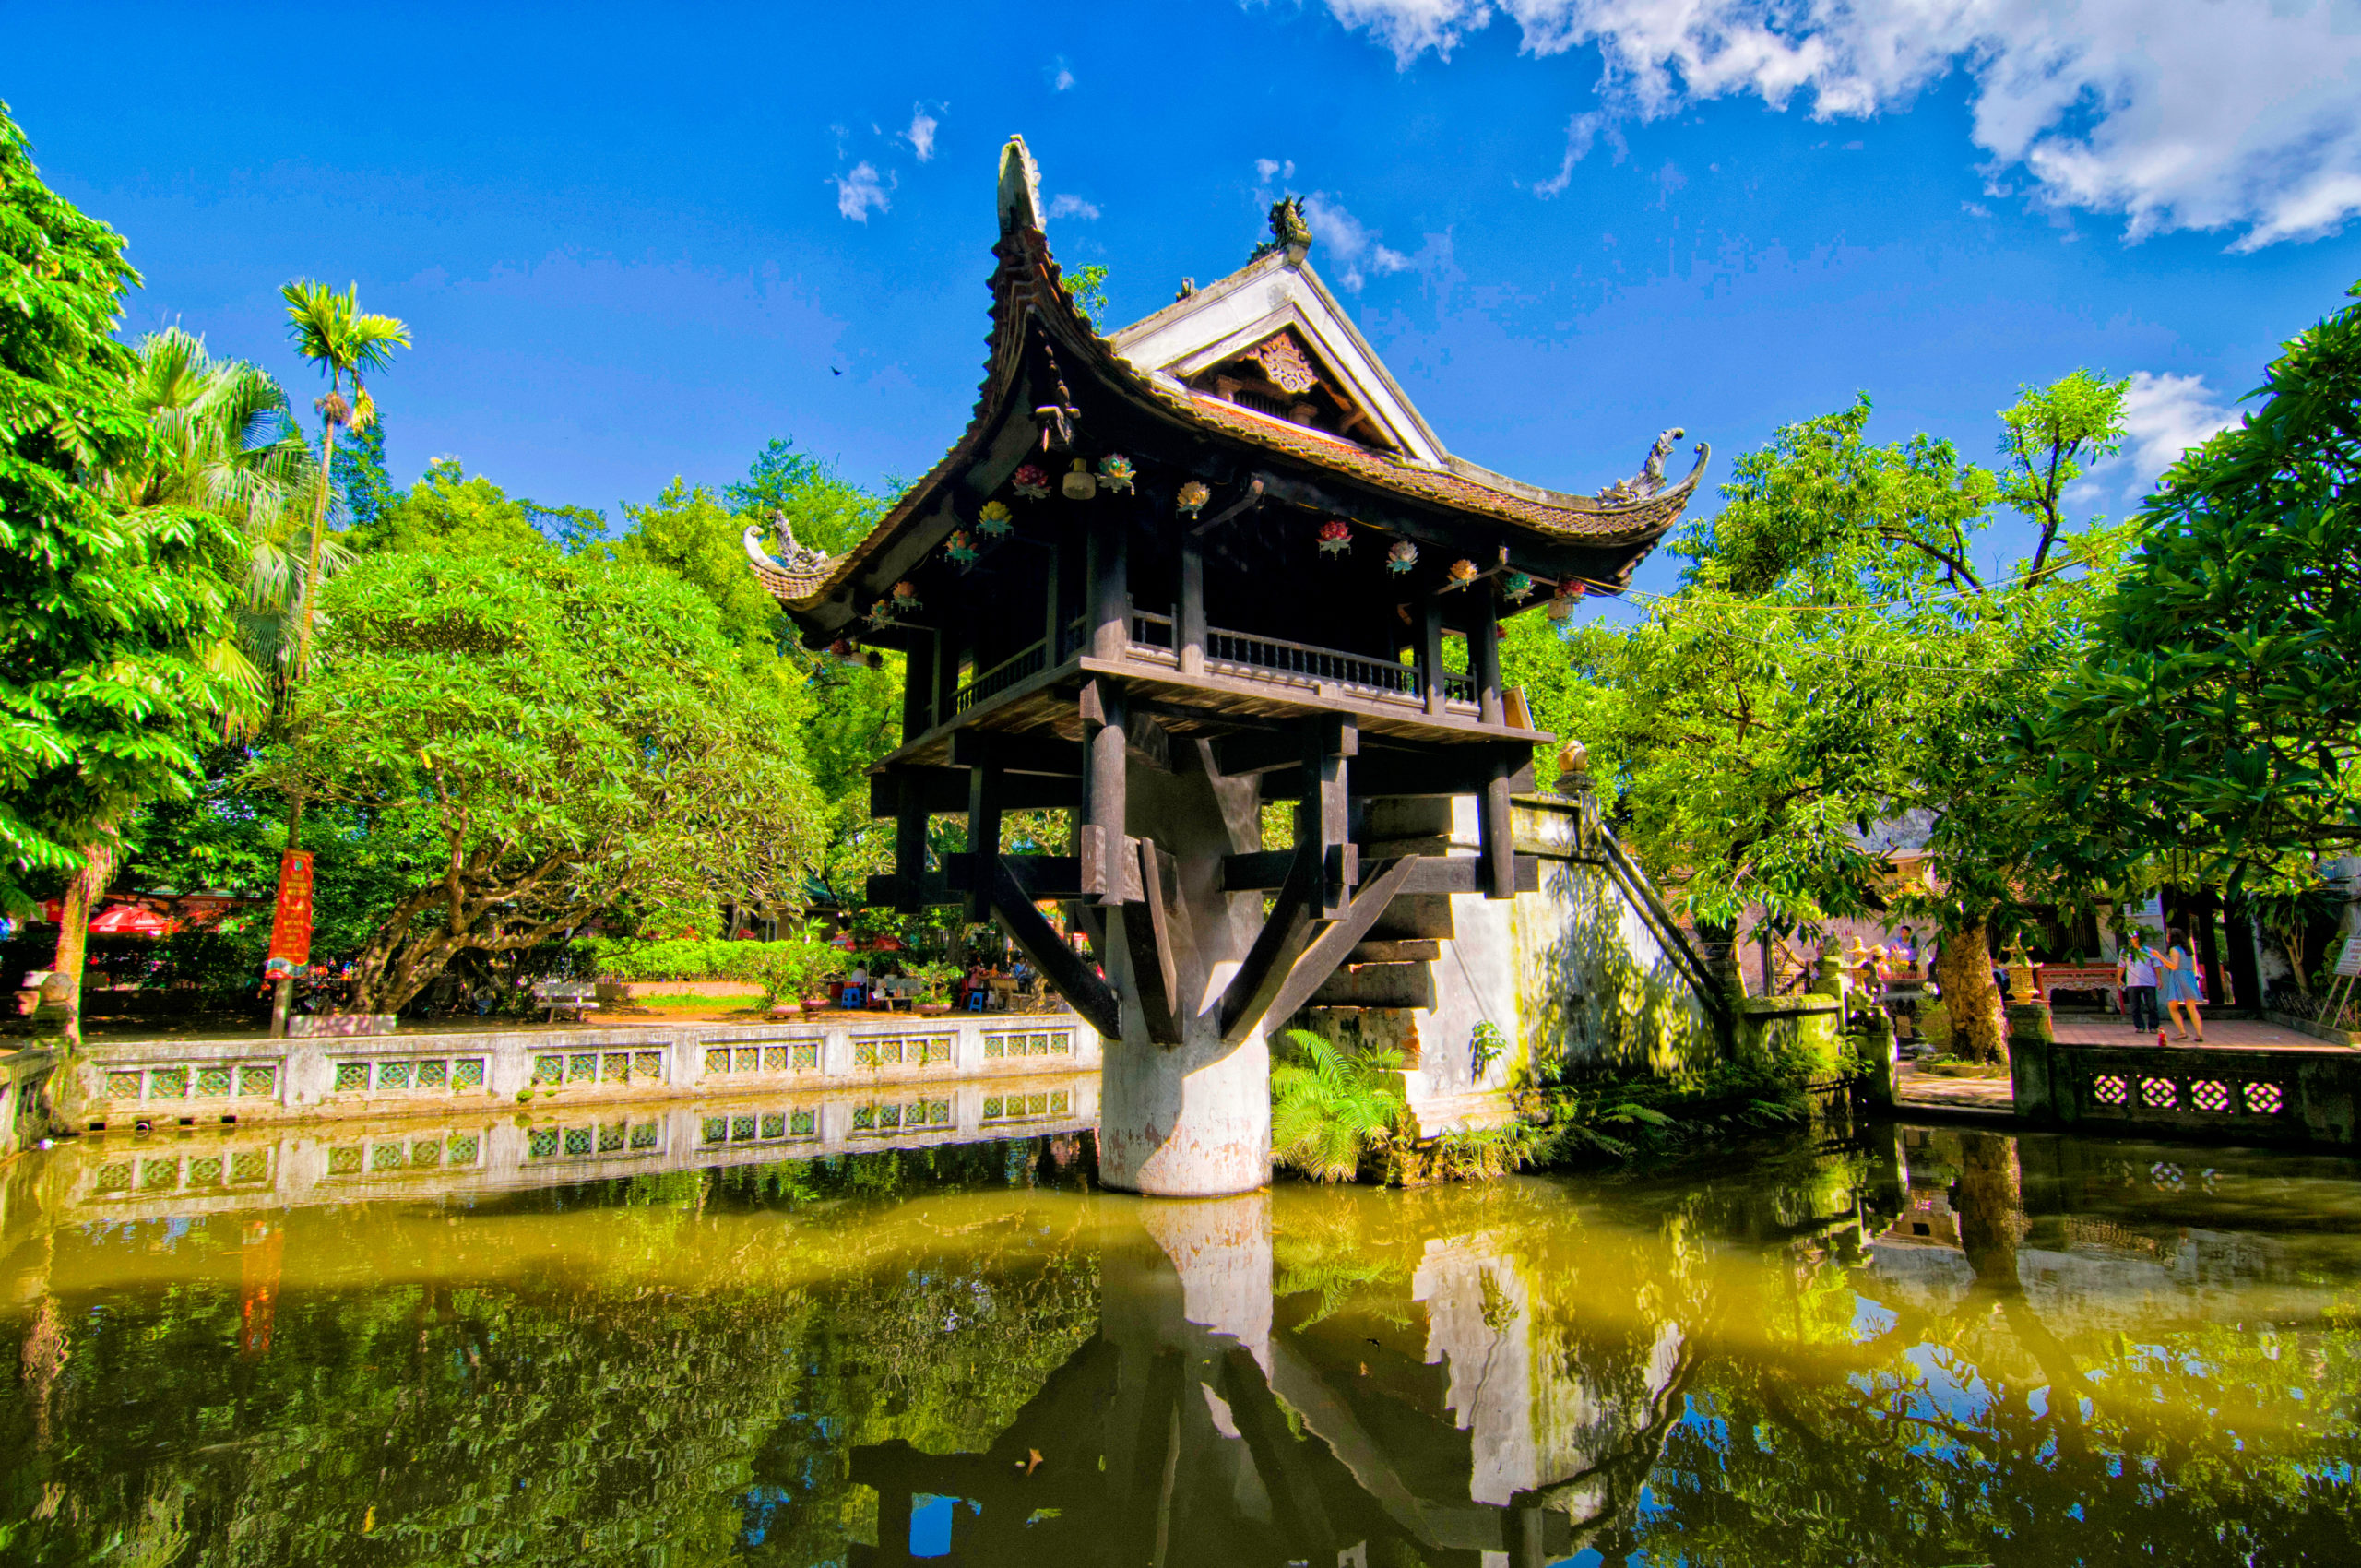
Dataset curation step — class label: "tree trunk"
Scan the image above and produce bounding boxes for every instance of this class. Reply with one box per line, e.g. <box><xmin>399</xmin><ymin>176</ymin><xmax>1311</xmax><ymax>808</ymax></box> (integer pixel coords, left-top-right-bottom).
<box><xmin>1935</xmin><ymin>918</ymin><xmax>2006</xmax><ymax>1063</ymax></box>
<box><xmin>48</xmin><ymin>827</ymin><xmax>119</xmax><ymax>1050</ymax></box>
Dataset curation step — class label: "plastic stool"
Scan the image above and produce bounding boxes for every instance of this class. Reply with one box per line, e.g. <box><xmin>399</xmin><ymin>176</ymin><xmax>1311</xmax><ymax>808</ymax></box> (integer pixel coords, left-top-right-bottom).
<box><xmin>966</xmin><ymin>990</ymin><xmax>986</xmax><ymax>1012</ymax></box>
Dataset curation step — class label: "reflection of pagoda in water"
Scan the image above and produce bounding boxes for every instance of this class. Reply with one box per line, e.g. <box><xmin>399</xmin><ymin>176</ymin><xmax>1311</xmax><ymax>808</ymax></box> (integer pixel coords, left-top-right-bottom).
<box><xmin>848</xmin><ymin>1195</ymin><xmax>1694</xmax><ymax>1564</ymax></box>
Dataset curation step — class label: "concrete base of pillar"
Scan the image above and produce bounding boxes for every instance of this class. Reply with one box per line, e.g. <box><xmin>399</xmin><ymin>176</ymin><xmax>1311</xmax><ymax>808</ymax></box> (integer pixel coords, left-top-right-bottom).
<box><xmin>1097</xmin><ymin>749</ymin><xmax>1274</xmax><ymax>1196</ymax></box>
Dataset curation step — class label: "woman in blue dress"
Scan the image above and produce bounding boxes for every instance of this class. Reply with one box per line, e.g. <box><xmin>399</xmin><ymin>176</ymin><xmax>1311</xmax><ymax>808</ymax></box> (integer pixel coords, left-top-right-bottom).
<box><xmin>2156</xmin><ymin>925</ymin><xmax>2205</xmax><ymax>1043</ymax></box>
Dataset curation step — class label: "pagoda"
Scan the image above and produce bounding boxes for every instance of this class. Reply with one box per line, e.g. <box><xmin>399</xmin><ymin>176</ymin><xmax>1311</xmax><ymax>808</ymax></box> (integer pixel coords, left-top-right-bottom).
<box><xmin>750</xmin><ymin>137</ymin><xmax>1704</xmax><ymax>1194</ymax></box>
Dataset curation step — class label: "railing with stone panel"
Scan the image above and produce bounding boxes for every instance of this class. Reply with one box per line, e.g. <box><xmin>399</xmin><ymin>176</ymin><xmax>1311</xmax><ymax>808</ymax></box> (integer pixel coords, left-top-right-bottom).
<box><xmin>74</xmin><ymin>1014</ymin><xmax>1098</xmax><ymax>1131</ymax></box>
<box><xmin>2011</xmin><ymin>1023</ymin><xmax>2360</xmax><ymax>1148</ymax></box>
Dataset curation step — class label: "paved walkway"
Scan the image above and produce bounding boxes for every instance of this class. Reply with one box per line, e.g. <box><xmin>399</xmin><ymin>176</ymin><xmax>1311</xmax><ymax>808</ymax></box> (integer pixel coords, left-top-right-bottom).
<box><xmin>2047</xmin><ymin>1015</ymin><xmax>2349</xmax><ymax>1052</ymax></box>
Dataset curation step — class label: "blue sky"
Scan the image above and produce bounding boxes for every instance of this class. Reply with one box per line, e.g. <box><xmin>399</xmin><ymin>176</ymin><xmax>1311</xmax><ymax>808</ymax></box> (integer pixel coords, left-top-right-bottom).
<box><xmin>11</xmin><ymin>0</ymin><xmax>2361</xmax><ymax>600</ymax></box>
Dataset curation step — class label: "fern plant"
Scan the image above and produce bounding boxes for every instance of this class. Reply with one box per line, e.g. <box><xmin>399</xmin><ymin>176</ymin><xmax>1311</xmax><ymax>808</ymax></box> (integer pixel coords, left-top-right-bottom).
<box><xmin>1269</xmin><ymin>1029</ymin><xmax>1408</xmax><ymax>1183</ymax></box>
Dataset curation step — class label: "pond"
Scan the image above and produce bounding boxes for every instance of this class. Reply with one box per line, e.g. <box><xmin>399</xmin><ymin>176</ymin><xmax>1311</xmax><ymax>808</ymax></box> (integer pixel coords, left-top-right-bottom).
<box><xmin>0</xmin><ymin>1112</ymin><xmax>2354</xmax><ymax>1564</ymax></box>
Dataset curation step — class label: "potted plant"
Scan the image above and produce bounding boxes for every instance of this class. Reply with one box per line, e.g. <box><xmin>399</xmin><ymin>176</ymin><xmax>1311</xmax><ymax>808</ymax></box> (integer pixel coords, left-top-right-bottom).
<box><xmin>910</xmin><ymin>960</ymin><xmax>958</xmax><ymax>1016</ymax></box>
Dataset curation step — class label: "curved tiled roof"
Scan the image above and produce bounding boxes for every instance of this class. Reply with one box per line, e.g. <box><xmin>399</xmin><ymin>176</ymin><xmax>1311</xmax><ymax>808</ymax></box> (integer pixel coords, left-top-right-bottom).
<box><xmin>755</xmin><ymin>137</ymin><xmax>1705</xmax><ymax>613</ymax></box>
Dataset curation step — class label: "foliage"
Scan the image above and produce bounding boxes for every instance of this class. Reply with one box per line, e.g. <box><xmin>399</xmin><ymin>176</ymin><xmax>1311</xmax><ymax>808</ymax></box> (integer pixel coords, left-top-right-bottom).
<box><xmin>1062</xmin><ymin>264</ymin><xmax>1110</xmax><ymax>326</ymax></box>
<box><xmin>348</xmin><ymin>457</ymin><xmax>554</xmax><ymax>560</ymax></box>
<box><xmin>1531</xmin><ymin>1050</ymin><xmax>1819</xmax><ymax>1166</ymax></box>
<box><xmin>905</xmin><ymin>958</ymin><xmax>959</xmax><ymax>1001</ymax></box>
<box><xmin>1269</xmin><ymin>1028</ymin><xmax>1409</xmax><ymax>1182</ymax></box>
<box><xmin>250</xmin><ymin>550</ymin><xmax>820</xmax><ymax>1011</ymax></box>
<box><xmin>723</xmin><ymin>438</ymin><xmax>888</xmax><ymax>555</ymax></box>
<box><xmin>0</xmin><ymin>102</ymin><xmax>250</xmax><ymax>912</ymax></box>
<box><xmin>1525</xmin><ymin>385</ymin><xmax>2130</xmax><ymax>1062</ymax></box>
<box><xmin>2023</xmin><ymin>278</ymin><xmax>2361</xmax><ymax>883</ymax></box>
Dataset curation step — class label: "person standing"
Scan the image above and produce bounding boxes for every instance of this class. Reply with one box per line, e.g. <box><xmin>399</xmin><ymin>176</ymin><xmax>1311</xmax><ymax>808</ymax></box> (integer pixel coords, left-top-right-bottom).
<box><xmin>2157</xmin><ymin>926</ymin><xmax>2206</xmax><ymax>1043</ymax></box>
<box><xmin>2119</xmin><ymin>932</ymin><xmax>2160</xmax><ymax>1036</ymax></box>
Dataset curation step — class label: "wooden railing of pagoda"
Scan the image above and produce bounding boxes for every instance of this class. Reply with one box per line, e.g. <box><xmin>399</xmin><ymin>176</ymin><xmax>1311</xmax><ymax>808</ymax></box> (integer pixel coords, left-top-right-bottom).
<box><xmin>941</xmin><ymin>613</ymin><xmax>1483</xmax><ymax>730</ymax></box>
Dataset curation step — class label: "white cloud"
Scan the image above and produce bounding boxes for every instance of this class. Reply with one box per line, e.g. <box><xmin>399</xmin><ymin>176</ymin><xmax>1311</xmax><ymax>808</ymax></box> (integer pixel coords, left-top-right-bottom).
<box><xmin>1047</xmin><ymin>193</ymin><xmax>1101</xmax><ymax>220</ymax></box>
<box><xmin>1533</xmin><ymin>111</ymin><xmax>1621</xmax><ymax>196</ymax></box>
<box><xmin>1050</xmin><ymin>55</ymin><xmax>1075</xmax><ymax>91</ymax></box>
<box><xmin>904</xmin><ymin>105</ymin><xmax>939</xmax><ymax>162</ymax></box>
<box><xmin>1255</xmin><ymin>157</ymin><xmax>1297</xmax><ymax>185</ymax></box>
<box><xmin>831</xmin><ymin>161</ymin><xmax>893</xmax><ymax>222</ymax></box>
<box><xmin>1314</xmin><ymin>0</ymin><xmax>2361</xmax><ymax>249</ymax></box>
<box><xmin>2118</xmin><ymin>371</ymin><xmax>2239</xmax><ymax>482</ymax></box>
<box><xmin>1299</xmin><ymin>190</ymin><xmax>1449</xmax><ymax>290</ymax></box>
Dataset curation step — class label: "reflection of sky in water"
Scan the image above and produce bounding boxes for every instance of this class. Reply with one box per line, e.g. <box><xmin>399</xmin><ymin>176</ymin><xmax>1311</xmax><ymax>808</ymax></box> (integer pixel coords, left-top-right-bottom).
<box><xmin>910</xmin><ymin>1493</ymin><xmax>977</xmax><ymax>1557</ymax></box>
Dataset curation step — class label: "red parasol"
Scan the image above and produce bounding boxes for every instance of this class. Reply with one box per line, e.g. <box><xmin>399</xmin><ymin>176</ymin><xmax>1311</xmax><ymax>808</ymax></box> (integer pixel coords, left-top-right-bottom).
<box><xmin>87</xmin><ymin>903</ymin><xmax>172</xmax><ymax>937</ymax></box>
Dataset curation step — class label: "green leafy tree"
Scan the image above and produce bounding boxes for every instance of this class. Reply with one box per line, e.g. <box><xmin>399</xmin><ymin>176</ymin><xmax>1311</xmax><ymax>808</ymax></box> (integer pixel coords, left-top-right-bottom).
<box><xmin>0</xmin><ymin>102</ymin><xmax>249</xmax><ymax>1028</ymax></box>
<box><xmin>1527</xmin><ymin>386</ymin><xmax>2129</xmax><ymax>1060</ymax></box>
<box><xmin>250</xmin><ymin>551</ymin><xmax>821</xmax><ymax>1011</ymax></box>
<box><xmin>2025</xmin><ymin>279</ymin><xmax>2361</xmax><ymax>884</ymax></box>
<box><xmin>723</xmin><ymin>438</ymin><xmax>887</xmax><ymax>554</ymax></box>
<box><xmin>349</xmin><ymin>456</ymin><xmax>554</xmax><ymax>559</ymax></box>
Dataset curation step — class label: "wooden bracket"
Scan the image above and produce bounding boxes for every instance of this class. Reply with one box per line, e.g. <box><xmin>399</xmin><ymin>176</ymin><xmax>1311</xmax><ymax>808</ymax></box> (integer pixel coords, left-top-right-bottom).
<box><xmin>1121</xmin><ymin>839</ymin><xmax>1188</xmax><ymax>1045</ymax></box>
<box><xmin>1258</xmin><ymin>856</ymin><xmax>1420</xmax><ymax>1028</ymax></box>
<box><xmin>987</xmin><ymin>858</ymin><xmax>1120</xmax><ymax>1040</ymax></box>
<box><xmin>1216</xmin><ymin>853</ymin><xmax>1319</xmax><ymax>1044</ymax></box>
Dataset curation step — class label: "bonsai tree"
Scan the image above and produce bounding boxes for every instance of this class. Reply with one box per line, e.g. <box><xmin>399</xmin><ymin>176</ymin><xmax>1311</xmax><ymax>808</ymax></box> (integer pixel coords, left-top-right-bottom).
<box><xmin>750</xmin><ymin>933</ymin><xmax>835</xmax><ymax>1010</ymax></box>
<box><xmin>907</xmin><ymin>960</ymin><xmax>959</xmax><ymax>1005</ymax></box>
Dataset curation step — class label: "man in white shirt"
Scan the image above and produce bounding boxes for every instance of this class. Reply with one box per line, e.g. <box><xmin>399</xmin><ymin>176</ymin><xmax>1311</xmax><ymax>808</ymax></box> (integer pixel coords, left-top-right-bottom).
<box><xmin>2119</xmin><ymin>936</ymin><xmax>2159</xmax><ymax>1034</ymax></box>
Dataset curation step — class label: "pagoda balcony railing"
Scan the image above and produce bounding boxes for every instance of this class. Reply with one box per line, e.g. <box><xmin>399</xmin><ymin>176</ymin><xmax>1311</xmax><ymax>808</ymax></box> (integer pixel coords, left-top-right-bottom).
<box><xmin>935</xmin><ymin>612</ymin><xmax>1479</xmax><ymax>730</ymax></box>
<box><xmin>953</xmin><ymin>640</ymin><xmax>1050</xmax><ymax>717</ymax></box>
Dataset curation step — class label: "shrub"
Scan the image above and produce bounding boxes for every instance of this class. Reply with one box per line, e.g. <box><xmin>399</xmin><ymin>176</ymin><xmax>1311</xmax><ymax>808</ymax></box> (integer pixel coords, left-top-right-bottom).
<box><xmin>1269</xmin><ymin>1030</ymin><xmax>1409</xmax><ymax>1183</ymax></box>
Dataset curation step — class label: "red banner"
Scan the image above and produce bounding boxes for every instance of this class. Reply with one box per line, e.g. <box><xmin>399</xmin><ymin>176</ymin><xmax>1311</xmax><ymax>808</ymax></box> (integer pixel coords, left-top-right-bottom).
<box><xmin>267</xmin><ymin>850</ymin><xmax>314</xmax><ymax>968</ymax></box>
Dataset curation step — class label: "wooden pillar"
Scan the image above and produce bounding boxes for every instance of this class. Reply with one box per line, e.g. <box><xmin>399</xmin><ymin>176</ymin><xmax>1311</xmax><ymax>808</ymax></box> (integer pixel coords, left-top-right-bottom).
<box><xmin>1083</xmin><ymin>679</ymin><xmax>1128</xmax><ymax>906</ymax></box>
<box><xmin>1089</xmin><ymin>516</ymin><xmax>1130</xmax><ymax>661</ymax></box>
<box><xmin>2226</xmin><ymin>905</ymin><xmax>2262</xmax><ymax>1015</ymax></box>
<box><xmin>1419</xmin><ymin>596</ymin><xmax>1446</xmax><ymax>717</ymax></box>
<box><xmin>900</xmin><ymin>631</ymin><xmax>933</xmax><ymax>736</ymax></box>
<box><xmin>893</xmin><ymin>771</ymin><xmax>928</xmax><ymax>916</ymax></box>
<box><xmin>966</xmin><ymin>747</ymin><xmax>1003</xmax><ymax>923</ymax></box>
<box><xmin>933</xmin><ymin>615</ymin><xmax>961</xmax><ymax>726</ymax></box>
<box><xmin>1177</xmin><ymin>537</ymin><xmax>1205</xmax><ymax>674</ymax></box>
<box><xmin>1041</xmin><ymin>524</ymin><xmax>1064</xmax><ymax>661</ymax></box>
<box><xmin>1478</xmin><ymin>749</ymin><xmax>1514</xmax><ymax>901</ymax></box>
<box><xmin>1301</xmin><ymin>717</ymin><xmax>1354</xmax><ymax>920</ymax></box>
<box><xmin>1471</xmin><ymin>584</ymin><xmax>1503</xmax><ymax>726</ymax></box>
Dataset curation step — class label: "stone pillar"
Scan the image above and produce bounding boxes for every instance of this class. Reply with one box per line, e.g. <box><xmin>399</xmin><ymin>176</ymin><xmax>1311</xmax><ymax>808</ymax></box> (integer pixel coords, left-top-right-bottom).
<box><xmin>1097</xmin><ymin>749</ymin><xmax>1272</xmax><ymax>1195</ymax></box>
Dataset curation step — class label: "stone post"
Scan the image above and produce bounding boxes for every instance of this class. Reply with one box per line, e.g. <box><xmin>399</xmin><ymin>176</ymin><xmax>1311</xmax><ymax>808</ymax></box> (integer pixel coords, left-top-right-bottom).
<box><xmin>2007</xmin><ymin>1001</ymin><xmax>2055</xmax><ymax>1123</ymax></box>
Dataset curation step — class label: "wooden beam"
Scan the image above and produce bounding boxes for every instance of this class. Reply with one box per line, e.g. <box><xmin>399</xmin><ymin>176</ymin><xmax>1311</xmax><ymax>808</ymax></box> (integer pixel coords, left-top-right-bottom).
<box><xmin>1308</xmin><ymin>962</ymin><xmax>1438</xmax><ymax>1011</ymax></box>
<box><xmin>987</xmin><ymin>858</ymin><xmax>1121</xmax><ymax>1040</ymax></box>
<box><xmin>1187</xmin><ymin>475</ymin><xmax>1263</xmax><ymax>537</ymax></box>
<box><xmin>943</xmin><ymin>854</ymin><xmax>1084</xmax><ymax>898</ymax></box>
<box><xmin>1216</xmin><ymin>854</ymin><xmax>1319</xmax><ymax>1045</ymax></box>
<box><xmin>1121</xmin><ymin>839</ymin><xmax>1183</xmax><ymax>1045</ymax></box>
<box><xmin>1221</xmin><ymin>849</ymin><xmax>1295</xmax><ymax>890</ymax></box>
<box><xmin>1258</xmin><ymin>747</ymin><xmax>1536</xmax><ymax>801</ymax></box>
<box><xmin>1258</xmin><ymin>856</ymin><xmax>1418</xmax><ymax>1028</ymax></box>
<box><xmin>950</xmin><ymin>731</ymin><xmax>1084</xmax><ymax>775</ymax></box>
<box><xmin>1348</xmin><ymin>939</ymin><xmax>1441</xmax><ymax>963</ymax></box>
<box><xmin>1398</xmin><ymin>855</ymin><xmax>1540</xmax><ymax>896</ymax></box>
<box><xmin>1302</xmin><ymin>719</ymin><xmax>1355</xmax><ymax>921</ymax></box>
<box><xmin>901</xmin><ymin>628</ymin><xmax>934</xmax><ymax>735</ymax></box>
<box><xmin>872</xmin><ymin>766</ymin><xmax>1079</xmax><ymax>815</ymax></box>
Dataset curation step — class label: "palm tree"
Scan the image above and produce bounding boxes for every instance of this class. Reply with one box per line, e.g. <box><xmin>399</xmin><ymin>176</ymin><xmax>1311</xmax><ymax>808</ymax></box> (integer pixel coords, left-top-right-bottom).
<box><xmin>105</xmin><ymin>326</ymin><xmax>327</xmax><ymax>712</ymax></box>
<box><xmin>280</xmin><ymin>279</ymin><xmax>409</xmax><ymax>679</ymax></box>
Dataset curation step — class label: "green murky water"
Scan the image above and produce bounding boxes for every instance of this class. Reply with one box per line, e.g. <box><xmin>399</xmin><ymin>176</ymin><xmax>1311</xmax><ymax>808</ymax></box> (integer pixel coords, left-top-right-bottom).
<box><xmin>0</xmin><ymin>1110</ymin><xmax>2355</xmax><ymax>1565</ymax></box>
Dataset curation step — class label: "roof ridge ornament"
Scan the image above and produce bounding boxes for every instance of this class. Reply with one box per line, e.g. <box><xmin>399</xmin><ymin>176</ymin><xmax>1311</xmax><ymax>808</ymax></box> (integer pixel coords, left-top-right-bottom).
<box><xmin>997</xmin><ymin>136</ymin><xmax>1046</xmax><ymax>234</ymax></box>
<box><xmin>1595</xmin><ymin>428</ymin><xmax>1689</xmax><ymax>504</ymax></box>
<box><xmin>1250</xmin><ymin>196</ymin><xmax>1312</xmax><ymax>263</ymax></box>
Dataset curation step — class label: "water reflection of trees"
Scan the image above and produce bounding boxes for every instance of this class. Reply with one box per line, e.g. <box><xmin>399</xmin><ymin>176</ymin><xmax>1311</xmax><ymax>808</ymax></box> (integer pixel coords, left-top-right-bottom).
<box><xmin>0</xmin><ymin>1140</ymin><xmax>1103</xmax><ymax>1566</ymax></box>
<box><xmin>1633</xmin><ymin>1130</ymin><xmax>2361</xmax><ymax>1566</ymax></box>
<box><xmin>1</xmin><ymin>1128</ymin><xmax>2356</xmax><ymax>1564</ymax></box>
